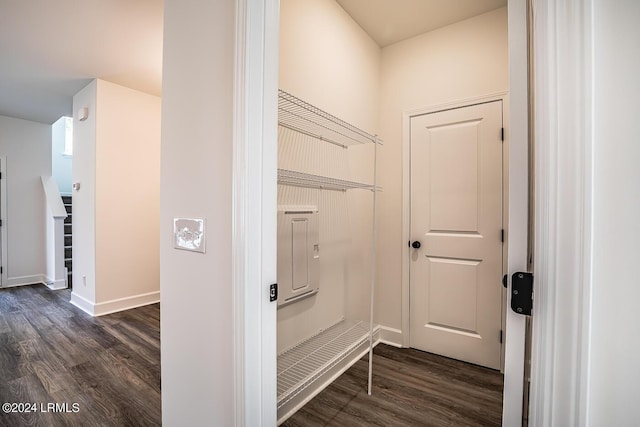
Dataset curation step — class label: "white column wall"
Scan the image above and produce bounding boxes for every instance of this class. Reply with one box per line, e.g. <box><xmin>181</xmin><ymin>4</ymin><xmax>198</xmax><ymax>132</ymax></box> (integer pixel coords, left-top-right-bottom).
<box><xmin>71</xmin><ymin>81</ymin><xmax>97</xmax><ymax>305</ymax></box>
<box><xmin>588</xmin><ymin>1</ymin><xmax>640</xmax><ymax>425</ymax></box>
<box><xmin>160</xmin><ymin>0</ymin><xmax>236</xmax><ymax>424</ymax></box>
<box><xmin>94</xmin><ymin>80</ymin><xmax>160</xmax><ymax>308</ymax></box>
<box><xmin>71</xmin><ymin>79</ymin><xmax>161</xmax><ymax>315</ymax></box>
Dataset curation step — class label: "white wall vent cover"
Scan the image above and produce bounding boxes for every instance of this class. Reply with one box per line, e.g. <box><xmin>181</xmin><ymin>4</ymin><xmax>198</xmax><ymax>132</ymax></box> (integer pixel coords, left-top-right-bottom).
<box><xmin>277</xmin><ymin>205</ymin><xmax>319</xmax><ymax>307</ymax></box>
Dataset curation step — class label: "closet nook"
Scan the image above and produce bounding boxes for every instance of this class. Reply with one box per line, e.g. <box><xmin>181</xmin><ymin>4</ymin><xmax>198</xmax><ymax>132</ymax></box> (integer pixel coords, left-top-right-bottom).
<box><xmin>276</xmin><ymin>90</ymin><xmax>380</xmax><ymax>423</ymax></box>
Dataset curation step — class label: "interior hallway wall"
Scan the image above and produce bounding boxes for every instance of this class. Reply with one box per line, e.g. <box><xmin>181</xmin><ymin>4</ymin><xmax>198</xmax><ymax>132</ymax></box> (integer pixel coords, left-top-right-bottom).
<box><xmin>94</xmin><ymin>80</ymin><xmax>161</xmax><ymax>307</ymax></box>
<box><xmin>71</xmin><ymin>79</ymin><xmax>161</xmax><ymax>315</ymax></box>
<box><xmin>376</xmin><ymin>7</ymin><xmax>508</xmax><ymax>337</ymax></box>
<box><xmin>588</xmin><ymin>0</ymin><xmax>640</xmax><ymax>423</ymax></box>
<box><xmin>0</xmin><ymin>115</ymin><xmax>51</xmax><ymax>286</ymax></box>
<box><xmin>160</xmin><ymin>0</ymin><xmax>235</xmax><ymax>424</ymax></box>
<box><xmin>71</xmin><ymin>81</ymin><xmax>97</xmax><ymax>304</ymax></box>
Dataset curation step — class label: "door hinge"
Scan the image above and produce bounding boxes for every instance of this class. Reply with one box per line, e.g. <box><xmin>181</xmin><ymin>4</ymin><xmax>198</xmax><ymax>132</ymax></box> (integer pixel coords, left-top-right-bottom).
<box><xmin>511</xmin><ymin>272</ymin><xmax>533</xmax><ymax>316</ymax></box>
<box><xmin>501</xmin><ymin>127</ymin><xmax>504</xmax><ymax>141</ymax></box>
<box><xmin>1</xmin><ymin>266</ymin><xmax>3</xmax><ymax>274</ymax></box>
<box><xmin>499</xmin><ymin>329</ymin><xmax>503</xmax><ymax>344</ymax></box>
<box><xmin>501</xmin><ymin>229</ymin><xmax>504</xmax><ymax>242</ymax></box>
<box><xmin>269</xmin><ymin>283</ymin><xmax>278</xmax><ymax>302</ymax></box>
<box><xmin>0</xmin><ymin>219</ymin><xmax>2</xmax><ymax>227</ymax></box>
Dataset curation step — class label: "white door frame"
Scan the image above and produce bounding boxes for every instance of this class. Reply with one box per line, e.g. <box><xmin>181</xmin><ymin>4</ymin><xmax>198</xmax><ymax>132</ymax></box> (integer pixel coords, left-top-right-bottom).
<box><xmin>401</xmin><ymin>93</ymin><xmax>509</xmax><ymax>364</ymax></box>
<box><xmin>0</xmin><ymin>157</ymin><xmax>6</xmax><ymax>287</ymax></box>
<box><xmin>233</xmin><ymin>0</ymin><xmax>279</xmax><ymax>425</ymax></box>
<box><xmin>235</xmin><ymin>0</ymin><xmax>532</xmax><ymax>425</ymax></box>
<box><xmin>502</xmin><ymin>0</ymin><xmax>529</xmax><ymax>425</ymax></box>
<box><xmin>528</xmin><ymin>0</ymin><xmax>594</xmax><ymax>425</ymax></box>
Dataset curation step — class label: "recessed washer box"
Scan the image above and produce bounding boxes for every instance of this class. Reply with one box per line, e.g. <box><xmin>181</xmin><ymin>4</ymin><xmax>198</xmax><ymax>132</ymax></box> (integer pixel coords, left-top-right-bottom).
<box><xmin>277</xmin><ymin>205</ymin><xmax>319</xmax><ymax>307</ymax></box>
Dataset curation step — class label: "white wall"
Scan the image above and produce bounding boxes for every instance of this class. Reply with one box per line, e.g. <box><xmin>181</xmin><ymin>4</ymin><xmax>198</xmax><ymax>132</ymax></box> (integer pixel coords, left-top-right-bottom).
<box><xmin>280</xmin><ymin>0</ymin><xmax>380</xmax><ymax>132</ymax></box>
<box><xmin>376</xmin><ymin>8</ymin><xmax>508</xmax><ymax>334</ymax></box>
<box><xmin>160</xmin><ymin>0</ymin><xmax>235</xmax><ymax>424</ymax></box>
<box><xmin>95</xmin><ymin>80</ymin><xmax>160</xmax><ymax>306</ymax></box>
<box><xmin>588</xmin><ymin>0</ymin><xmax>640</xmax><ymax>424</ymax></box>
<box><xmin>72</xmin><ymin>80</ymin><xmax>98</xmax><ymax>306</ymax></box>
<box><xmin>278</xmin><ymin>0</ymin><xmax>380</xmax><ymax>352</ymax></box>
<box><xmin>71</xmin><ymin>79</ymin><xmax>161</xmax><ymax>315</ymax></box>
<box><xmin>52</xmin><ymin>116</ymin><xmax>72</xmax><ymax>195</ymax></box>
<box><xmin>0</xmin><ymin>115</ymin><xmax>51</xmax><ymax>286</ymax></box>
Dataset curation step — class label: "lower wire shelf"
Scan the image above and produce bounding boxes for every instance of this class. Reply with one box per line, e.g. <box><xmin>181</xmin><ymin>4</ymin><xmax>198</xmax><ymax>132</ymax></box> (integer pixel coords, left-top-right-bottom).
<box><xmin>277</xmin><ymin>319</ymin><xmax>380</xmax><ymax>424</ymax></box>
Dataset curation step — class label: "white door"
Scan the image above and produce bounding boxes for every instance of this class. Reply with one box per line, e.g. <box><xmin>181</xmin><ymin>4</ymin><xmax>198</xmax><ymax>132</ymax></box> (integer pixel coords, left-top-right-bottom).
<box><xmin>409</xmin><ymin>101</ymin><xmax>503</xmax><ymax>369</ymax></box>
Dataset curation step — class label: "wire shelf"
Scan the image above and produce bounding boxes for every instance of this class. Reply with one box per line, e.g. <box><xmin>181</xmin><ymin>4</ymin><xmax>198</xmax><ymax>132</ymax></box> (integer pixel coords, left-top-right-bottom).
<box><xmin>278</xmin><ymin>169</ymin><xmax>375</xmax><ymax>191</ymax></box>
<box><xmin>277</xmin><ymin>319</ymin><xmax>373</xmax><ymax>410</ymax></box>
<box><xmin>279</xmin><ymin>90</ymin><xmax>380</xmax><ymax>147</ymax></box>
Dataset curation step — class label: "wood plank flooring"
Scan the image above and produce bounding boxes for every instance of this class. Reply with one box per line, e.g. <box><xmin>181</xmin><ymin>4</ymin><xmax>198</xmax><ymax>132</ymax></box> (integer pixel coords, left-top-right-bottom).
<box><xmin>0</xmin><ymin>284</ymin><xmax>160</xmax><ymax>427</ymax></box>
<box><xmin>282</xmin><ymin>344</ymin><xmax>504</xmax><ymax>427</ymax></box>
<box><xmin>1</xmin><ymin>284</ymin><xmax>502</xmax><ymax>426</ymax></box>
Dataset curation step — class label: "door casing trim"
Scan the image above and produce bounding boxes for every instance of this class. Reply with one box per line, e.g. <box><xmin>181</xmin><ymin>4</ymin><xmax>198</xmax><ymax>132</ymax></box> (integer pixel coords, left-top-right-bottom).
<box><xmin>0</xmin><ymin>157</ymin><xmax>6</xmax><ymax>287</ymax></box>
<box><xmin>401</xmin><ymin>93</ymin><xmax>509</xmax><ymax>372</ymax></box>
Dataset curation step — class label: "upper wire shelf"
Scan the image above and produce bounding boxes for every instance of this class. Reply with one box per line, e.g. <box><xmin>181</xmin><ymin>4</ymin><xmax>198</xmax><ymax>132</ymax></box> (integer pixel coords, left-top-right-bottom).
<box><xmin>278</xmin><ymin>169</ymin><xmax>375</xmax><ymax>192</ymax></box>
<box><xmin>278</xmin><ymin>90</ymin><xmax>380</xmax><ymax>147</ymax></box>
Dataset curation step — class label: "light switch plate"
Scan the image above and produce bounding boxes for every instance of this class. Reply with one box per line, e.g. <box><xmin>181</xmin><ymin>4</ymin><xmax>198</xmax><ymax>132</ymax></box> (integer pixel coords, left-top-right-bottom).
<box><xmin>173</xmin><ymin>218</ymin><xmax>205</xmax><ymax>253</ymax></box>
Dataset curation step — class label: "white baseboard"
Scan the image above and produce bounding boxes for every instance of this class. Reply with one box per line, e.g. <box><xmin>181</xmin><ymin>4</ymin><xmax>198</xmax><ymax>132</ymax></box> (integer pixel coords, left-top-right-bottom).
<box><xmin>70</xmin><ymin>292</ymin><xmax>95</xmax><ymax>315</ymax></box>
<box><xmin>1</xmin><ymin>274</ymin><xmax>46</xmax><ymax>288</ymax></box>
<box><xmin>379</xmin><ymin>326</ymin><xmax>404</xmax><ymax>348</ymax></box>
<box><xmin>44</xmin><ymin>278</ymin><xmax>68</xmax><ymax>290</ymax></box>
<box><xmin>70</xmin><ymin>290</ymin><xmax>160</xmax><ymax>317</ymax></box>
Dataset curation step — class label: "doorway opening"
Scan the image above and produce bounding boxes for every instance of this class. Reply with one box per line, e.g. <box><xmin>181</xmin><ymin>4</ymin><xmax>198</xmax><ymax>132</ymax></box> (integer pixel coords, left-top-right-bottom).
<box><xmin>272</xmin><ymin>0</ymin><xmax>521</xmax><ymax>424</ymax></box>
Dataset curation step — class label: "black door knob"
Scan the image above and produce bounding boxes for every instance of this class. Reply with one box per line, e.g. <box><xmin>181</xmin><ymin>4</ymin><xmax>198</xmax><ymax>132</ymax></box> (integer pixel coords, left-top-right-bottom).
<box><xmin>411</xmin><ymin>241</ymin><xmax>421</xmax><ymax>249</ymax></box>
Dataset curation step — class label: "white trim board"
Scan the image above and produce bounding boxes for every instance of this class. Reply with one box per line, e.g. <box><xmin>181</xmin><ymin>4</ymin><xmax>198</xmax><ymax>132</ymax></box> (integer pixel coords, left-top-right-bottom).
<box><xmin>1</xmin><ymin>274</ymin><xmax>47</xmax><ymax>288</ymax></box>
<box><xmin>233</xmin><ymin>0</ymin><xmax>279</xmax><ymax>425</ymax></box>
<box><xmin>379</xmin><ymin>326</ymin><xmax>403</xmax><ymax>348</ymax></box>
<box><xmin>0</xmin><ymin>157</ymin><xmax>7</xmax><ymax>287</ymax></box>
<box><xmin>44</xmin><ymin>277</ymin><xmax>67</xmax><ymax>290</ymax></box>
<box><xmin>70</xmin><ymin>291</ymin><xmax>160</xmax><ymax>317</ymax></box>
<box><xmin>528</xmin><ymin>0</ymin><xmax>594</xmax><ymax>425</ymax></box>
<box><xmin>503</xmin><ymin>0</ymin><xmax>529</xmax><ymax>424</ymax></box>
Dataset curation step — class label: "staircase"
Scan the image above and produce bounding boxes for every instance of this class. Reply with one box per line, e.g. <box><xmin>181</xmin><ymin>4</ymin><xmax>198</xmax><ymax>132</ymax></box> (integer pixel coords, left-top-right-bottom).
<box><xmin>62</xmin><ymin>195</ymin><xmax>72</xmax><ymax>288</ymax></box>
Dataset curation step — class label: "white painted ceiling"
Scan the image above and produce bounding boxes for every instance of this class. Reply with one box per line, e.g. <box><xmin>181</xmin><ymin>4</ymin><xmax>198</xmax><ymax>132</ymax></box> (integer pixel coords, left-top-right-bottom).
<box><xmin>0</xmin><ymin>0</ymin><xmax>163</xmax><ymax>124</ymax></box>
<box><xmin>335</xmin><ymin>0</ymin><xmax>507</xmax><ymax>47</ymax></box>
<box><xmin>0</xmin><ymin>0</ymin><xmax>505</xmax><ymax>125</ymax></box>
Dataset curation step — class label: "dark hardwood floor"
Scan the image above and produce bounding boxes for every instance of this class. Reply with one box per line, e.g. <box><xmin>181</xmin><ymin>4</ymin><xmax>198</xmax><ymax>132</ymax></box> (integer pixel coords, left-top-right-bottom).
<box><xmin>0</xmin><ymin>284</ymin><xmax>160</xmax><ymax>427</ymax></box>
<box><xmin>1</xmin><ymin>284</ymin><xmax>502</xmax><ymax>426</ymax></box>
<box><xmin>283</xmin><ymin>344</ymin><xmax>504</xmax><ymax>427</ymax></box>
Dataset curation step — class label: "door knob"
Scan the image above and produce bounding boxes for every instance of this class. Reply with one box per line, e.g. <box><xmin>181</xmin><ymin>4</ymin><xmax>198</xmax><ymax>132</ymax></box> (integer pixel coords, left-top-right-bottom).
<box><xmin>411</xmin><ymin>241</ymin><xmax>421</xmax><ymax>249</ymax></box>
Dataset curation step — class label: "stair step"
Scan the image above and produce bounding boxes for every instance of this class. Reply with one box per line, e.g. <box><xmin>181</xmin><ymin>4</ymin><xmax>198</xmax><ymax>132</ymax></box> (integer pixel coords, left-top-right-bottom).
<box><xmin>61</xmin><ymin>194</ymin><xmax>73</xmax><ymax>282</ymax></box>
